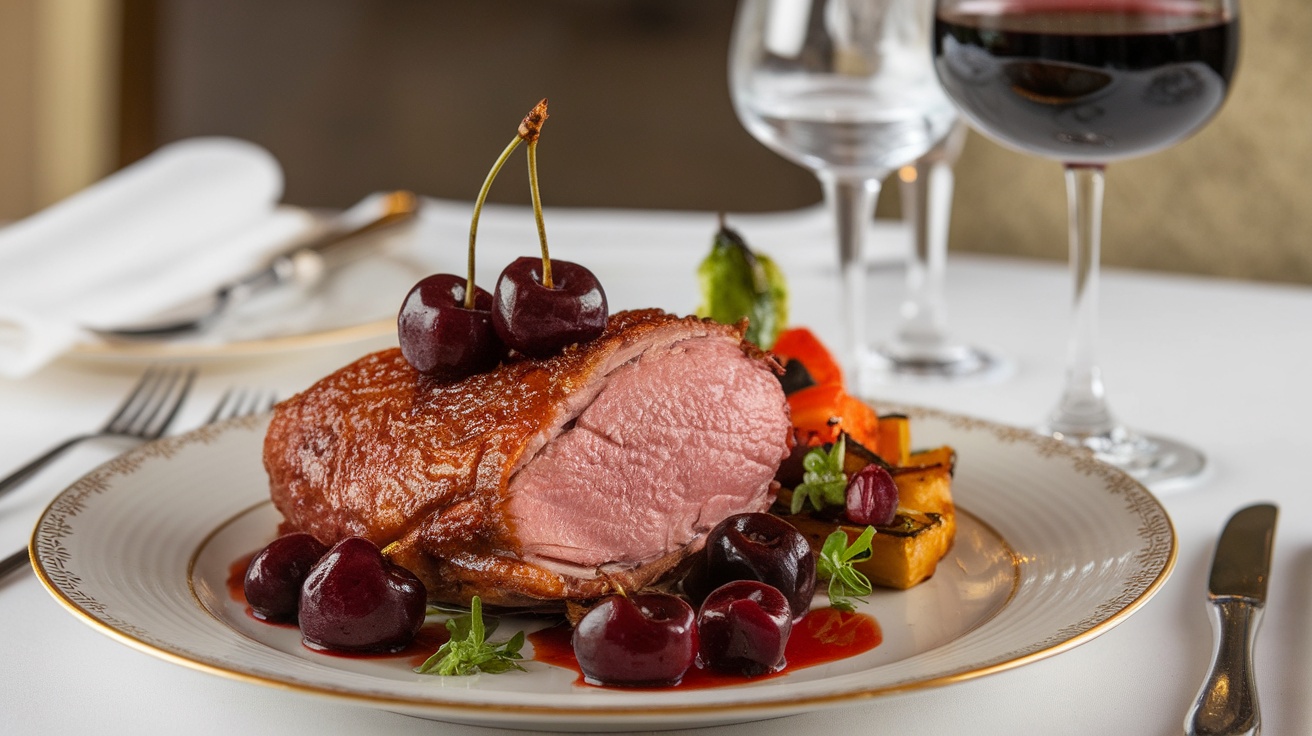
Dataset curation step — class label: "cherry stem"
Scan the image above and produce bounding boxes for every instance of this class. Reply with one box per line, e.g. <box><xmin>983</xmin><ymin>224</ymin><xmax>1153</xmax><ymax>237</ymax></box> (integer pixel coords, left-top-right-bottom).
<box><xmin>526</xmin><ymin>139</ymin><xmax>553</xmax><ymax>289</ymax></box>
<box><xmin>466</xmin><ymin>136</ymin><xmax>523</xmax><ymax>309</ymax></box>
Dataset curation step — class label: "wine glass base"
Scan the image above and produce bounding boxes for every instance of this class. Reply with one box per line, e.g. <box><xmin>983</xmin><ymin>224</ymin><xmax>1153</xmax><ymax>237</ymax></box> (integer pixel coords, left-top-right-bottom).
<box><xmin>1042</xmin><ymin>425</ymin><xmax>1208</xmax><ymax>492</ymax></box>
<box><xmin>863</xmin><ymin>343</ymin><xmax>1014</xmax><ymax>384</ymax></box>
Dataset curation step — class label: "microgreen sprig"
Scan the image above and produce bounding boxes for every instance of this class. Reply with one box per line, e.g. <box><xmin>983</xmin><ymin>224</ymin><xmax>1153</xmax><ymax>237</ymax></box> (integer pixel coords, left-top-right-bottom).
<box><xmin>415</xmin><ymin>596</ymin><xmax>527</xmax><ymax>676</ymax></box>
<box><xmin>790</xmin><ymin>435</ymin><xmax>848</xmax><ymax>514</ymax></box>
<box><xmin>816</xmin><ymin>526</ymin><xmax>876</xmax><ymax>612</ymax></box>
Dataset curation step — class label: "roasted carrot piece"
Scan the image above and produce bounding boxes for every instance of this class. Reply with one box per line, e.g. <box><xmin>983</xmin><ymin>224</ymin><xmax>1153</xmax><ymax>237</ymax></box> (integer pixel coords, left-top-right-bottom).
<box><xmin>786</xmin><ymin>383</ymin><xmax>881</xmax><ymax>452</ymax></box>
<box><xmin>837</xmin><ymin>391</ymin><xmax>881</xmax><ymax>453</ymax></box>
<box><xmin>787</xmin><ymin>383</ymin><xmax>845</xmax><ymax>444</ymax></box>
<box><xmin>772</xmin><ymin>327</ymin><xmax>844</xmax><ymax>387</ymax></box>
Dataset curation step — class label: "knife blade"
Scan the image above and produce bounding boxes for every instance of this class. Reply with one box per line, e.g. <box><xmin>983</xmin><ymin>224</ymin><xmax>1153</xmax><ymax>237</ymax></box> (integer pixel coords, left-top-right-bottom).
<box><xmin>1184</xmin><ymin>503</ymin><xmax>1278</xmax><ymax>736</ymax></box>
<box><xmin>95</xmin><ymin>189</ymin><xmax>420</xmax><ymax>339</ymax></box>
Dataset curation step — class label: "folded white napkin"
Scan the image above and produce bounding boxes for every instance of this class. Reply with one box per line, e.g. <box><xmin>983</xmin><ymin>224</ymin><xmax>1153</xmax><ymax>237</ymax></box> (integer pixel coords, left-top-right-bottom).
<box><xmin>0</xmin><ymin>137</ymin><xmax>315</xmax><ymax>378</ymax></box>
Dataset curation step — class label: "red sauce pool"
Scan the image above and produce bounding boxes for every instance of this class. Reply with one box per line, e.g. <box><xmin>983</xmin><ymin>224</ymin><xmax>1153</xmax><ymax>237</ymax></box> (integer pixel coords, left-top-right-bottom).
<box><xmin>230</xmin><ymin>551</ymin><xmax>881</xmax><ymax>685</ymax></box>
<box><xmin>528</xmin><ymin>607</ymin><xmax>882</xmax><ymax>690</ymax></box>
<box><xmin>226</xmin><ymin>552</ymin><xmax>256</xmax><ymax>605</ymax></box>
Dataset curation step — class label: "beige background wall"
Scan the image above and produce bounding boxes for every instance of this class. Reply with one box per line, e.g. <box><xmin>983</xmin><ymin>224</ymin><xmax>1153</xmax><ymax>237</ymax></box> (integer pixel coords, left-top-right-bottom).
<box><xmin>0</xmin><ymin>0</ymin><xmax>38</xmax><ymax>221</ymax></box>
<box><xmin>0</xmin><ymin>0</ymin><xmax>120</xmax><ymax>221</ymax></box>
<box><xmin>2</xmin><ymin>1</ymin><xmax>1308</xmax><ymax>285</ymax></box>
<box><xmin>948</xmin><ymin>0</ymin><xmax>1312</xmax><ymax>284</ymax></box>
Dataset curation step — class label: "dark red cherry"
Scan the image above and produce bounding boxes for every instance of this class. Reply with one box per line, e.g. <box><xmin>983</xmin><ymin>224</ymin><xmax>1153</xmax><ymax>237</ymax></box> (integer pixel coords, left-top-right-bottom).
<box><xmin>492</xmin><ymin>256</ymin><xmax>607</xmax><ymax>358</ymax></box>
<box><xmin>572</xmin><ymin>593</ymin><xmax>697</xmax><ymax>687</ymax></box>
<box><xmin>704</xmin><ymin>513</ymin><xmax>816</xmax><ymax>622</ymax></box>
<box><xmin>846</xmin><ymin>463</ymin><xmax>899</xmax><ymax>526</ymax></box>
<box><xmin>696</xmin><ymin>580</ymin><xmax>792</xmax><ymax>676</ymax></box>
<box><xmin>298</xmin><ymin>537</ymin><xmax>427</xmax><ymax>653</ymax></box>
<box><xmin>397</xmin><ymin>274</ymin><xmax>504</xmax><ymax>379</ymax></box>
<box><xmin>243</xmin><ymin>533</ymin><xmax>329</xmax><ymax>622</ymax></box>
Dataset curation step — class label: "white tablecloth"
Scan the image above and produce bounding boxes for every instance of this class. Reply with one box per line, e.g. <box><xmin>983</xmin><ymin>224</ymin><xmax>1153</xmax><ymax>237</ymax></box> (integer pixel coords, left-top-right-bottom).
<box><xmin>2</xmin><ymin>203</ymin><xmax>1309</xmax><ymax>735</ymax></box>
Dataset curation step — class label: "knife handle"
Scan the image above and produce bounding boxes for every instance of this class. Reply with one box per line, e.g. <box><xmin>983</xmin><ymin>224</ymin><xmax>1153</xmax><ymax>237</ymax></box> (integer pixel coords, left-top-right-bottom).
<box><xmin>1184</xmin><ymin>597</ymin><xmax>1263</xmax><ymax>736</ymax></box>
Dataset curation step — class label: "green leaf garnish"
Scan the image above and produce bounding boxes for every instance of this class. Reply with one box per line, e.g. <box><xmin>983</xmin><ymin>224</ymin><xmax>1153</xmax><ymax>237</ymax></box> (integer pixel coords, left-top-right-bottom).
<box><xmin>415</xmin><ymin>596</ymin><xmax>527</xmax><ymax>676</ymax></box>
<box><xmin>816</xmin><ymin>526</ymin><xmax>876</xmax><ymax>612</ymax></box>
<box><xmin>791</xmin><ymin>435</ymin><xmax>848</xmax><ymax>514</ymax></box>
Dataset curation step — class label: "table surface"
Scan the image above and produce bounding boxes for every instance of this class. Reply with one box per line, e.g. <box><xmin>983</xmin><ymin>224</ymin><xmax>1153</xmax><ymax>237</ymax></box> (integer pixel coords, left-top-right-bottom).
<box><xmin>2</xmin><ymin>202</ymin><xmax>1309</xmax><ymax>735</ymax></box>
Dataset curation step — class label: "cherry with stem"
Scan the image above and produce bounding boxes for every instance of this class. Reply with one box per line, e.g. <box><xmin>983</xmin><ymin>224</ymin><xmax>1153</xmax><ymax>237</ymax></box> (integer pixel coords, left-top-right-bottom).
<box><xmin>396</xmin><ymin>107</ymin><xmax>531</xmax><ymax>379</ymax></box>
<box><xmin>493</xmin><ymin>99</ymin><xmax>608</xmax><ymax>358</ymax></box>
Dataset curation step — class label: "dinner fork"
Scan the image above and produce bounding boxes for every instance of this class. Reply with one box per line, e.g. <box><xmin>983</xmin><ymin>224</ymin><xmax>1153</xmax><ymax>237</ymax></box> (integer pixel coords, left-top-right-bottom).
<box><xmin>0</xmin><ymin>386</ymin><xmax>272</xmax><ymax>582</ymax></box>
<box><xmin>0</xmin><ymin>366</ymin><xmax>197</xmax><ymax>500</ymax></box>
<box><xmin>205</xmin><ymin>387</ymin><xmax>278</xmax><ymax>423</ymax></box>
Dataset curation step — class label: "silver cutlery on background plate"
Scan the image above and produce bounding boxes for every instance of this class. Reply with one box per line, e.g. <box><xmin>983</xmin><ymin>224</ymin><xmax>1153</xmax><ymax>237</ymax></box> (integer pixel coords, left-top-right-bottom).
<box><xmin>94</xmin><ymin>189</ymin><xmax>420</xmax><ymax>339</ymax></box>
<box><xmin>1185</xmin><ymin>503</ymin><xmax>1278</xmax><ymax>736</ymax></box>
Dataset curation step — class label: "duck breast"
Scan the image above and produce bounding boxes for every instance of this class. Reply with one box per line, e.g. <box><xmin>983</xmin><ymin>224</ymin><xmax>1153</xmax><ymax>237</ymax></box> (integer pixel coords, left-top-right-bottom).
<box><xmin>263</xmin><ymin>309</ymin><xmax>793</xmax><ymax>608</ymax></box>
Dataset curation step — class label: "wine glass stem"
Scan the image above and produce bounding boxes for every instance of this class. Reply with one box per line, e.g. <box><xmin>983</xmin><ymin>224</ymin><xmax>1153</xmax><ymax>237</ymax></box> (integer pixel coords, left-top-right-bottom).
<box><xmin>820</xmin><ymin>173</ymin><xmax>883</xmax><ymax>376</ymax></box>
<box><xmin>896</xmin><ymin>159</ymin><xmax>951</xmax><ymax>346</ymax></box>
<box><xmin>1048</xmin><ymin>164</ymin><xmax>1116</xmax><ymax>438</ymax></box>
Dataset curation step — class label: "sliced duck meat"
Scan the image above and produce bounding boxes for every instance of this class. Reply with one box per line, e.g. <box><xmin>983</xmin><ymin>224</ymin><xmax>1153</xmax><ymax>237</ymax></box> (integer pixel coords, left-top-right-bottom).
<box><xmin>264</xmin><ymin>309</ymin><xmax>792</xmax><ymax>609</ymax></box>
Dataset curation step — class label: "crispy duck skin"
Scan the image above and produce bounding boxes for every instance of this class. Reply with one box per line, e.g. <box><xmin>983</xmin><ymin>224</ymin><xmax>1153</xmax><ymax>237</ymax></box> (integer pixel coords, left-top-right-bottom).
<box><xmin>264</xmin><ymin>309</ymin><xmax>793</xmax><ymax>609</ymax></box>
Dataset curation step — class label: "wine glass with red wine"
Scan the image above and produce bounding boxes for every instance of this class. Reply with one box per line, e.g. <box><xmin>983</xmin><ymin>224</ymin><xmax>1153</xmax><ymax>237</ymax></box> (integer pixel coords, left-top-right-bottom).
<box><xmin>933</xmin><ymin>0</ymin><xmax>1239</xmax><ymax>487</ymax></box>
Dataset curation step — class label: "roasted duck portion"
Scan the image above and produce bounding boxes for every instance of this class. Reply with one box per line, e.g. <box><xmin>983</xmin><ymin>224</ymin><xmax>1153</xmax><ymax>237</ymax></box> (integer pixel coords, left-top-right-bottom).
<box><xmin>264</xmin><ymin>309</ymin><xmax>793</xmax><ymax>608</ymax></box>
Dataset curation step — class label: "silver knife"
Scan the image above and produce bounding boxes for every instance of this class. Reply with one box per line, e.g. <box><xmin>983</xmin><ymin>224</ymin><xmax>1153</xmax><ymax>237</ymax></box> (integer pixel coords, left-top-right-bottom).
<box><xmin>1184</xmin><ymin>503</ymin><xmax>1278</xmax><ymax>736</ymax></box>
<box><xmin>94</xmin><ymin>190</ymin><xmax>420</xmax><ymax>339</ymax></box>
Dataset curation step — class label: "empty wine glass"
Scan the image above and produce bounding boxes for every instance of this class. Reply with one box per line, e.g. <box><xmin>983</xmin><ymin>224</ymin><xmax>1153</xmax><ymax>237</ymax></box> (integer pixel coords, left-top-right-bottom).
<box><xmin>730</xmin><ymin>0</ymin><xmax>957</xmax><ymax>392</ymax></box>
<box><xmin>870</xmin><ymin>119</ymin><xmax>1009</xmax><ymax>380</ymax></box>
<box><xmin>933</xmin><ymin>0</ymin><xmax>1239</xmax><ymax>487</ymax></box>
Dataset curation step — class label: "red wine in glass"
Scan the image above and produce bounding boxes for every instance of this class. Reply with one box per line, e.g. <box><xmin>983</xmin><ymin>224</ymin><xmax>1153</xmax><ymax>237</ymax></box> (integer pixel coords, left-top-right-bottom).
<box><xmin>931</xmin><ymin>0</ymin><xmax>1240</xmax><ymax>488</ymax></box>
<box><xmin>935</xmin><ymin>4</ymin><xmax>1238</xmax><ymax>164</ymax></box>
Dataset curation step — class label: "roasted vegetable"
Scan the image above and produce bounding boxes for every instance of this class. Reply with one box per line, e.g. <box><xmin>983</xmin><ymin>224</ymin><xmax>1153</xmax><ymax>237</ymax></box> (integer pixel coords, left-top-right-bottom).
<box><xmin>875</xmin><ymin>414</ymin><xmax>911</xmax><ymax>467</ymax></box>
<box><xmin>770</xmin><ymin>325</ymin><xmax>956</xmax><ymax>591</ymax></box>
<box><xmin>786</xmin><ymin>507</ymin><xmax>955</xmax><ymax>590</ymax></box>
<box><xmin>697</xmin><ymin>218</ymin><xmax>788</xmax><ymax>349</ymax></box>
<box><xmin>786</xmin><ymin>383</ymin><xmax>881</xmax><ymax>451</ymax></box>
<box><xmin>772</xmin><ymin>327</ymin><xmax>843</xmax><ymax>387</ymax></box>
<box><xmin>776</xmin><ymin>445</ymin><xmax>956</xmax><ymax>590</ymax></box>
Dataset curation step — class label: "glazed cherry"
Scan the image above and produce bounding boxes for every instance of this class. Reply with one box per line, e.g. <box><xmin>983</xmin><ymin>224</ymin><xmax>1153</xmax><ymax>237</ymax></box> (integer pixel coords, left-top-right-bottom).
<box><xmin>489</xmin><ymin>100</ymin><xmax>607</xmax><ymax>358</ymax></box>
<box><xmin>397</xmin><ymin>274</ymin><xmax>503</xmax><ymax>380</ymax></box>
<box><xmin>696</xmin><ymin>580</ymin><xmax>793</xmax><ymax>677</ymax></box>
<box><xmin>704</xmin><ymin>513</ymin><xmax>816</xmax><ymax>622</ymax></box>
<box><xmin>846</xmin><ymin>463</ymin><xmax>899</xmax><ymax>526</ymax></box>
<box><xmin>243</xmin><ymin>533</ymin><xmax>329</xmax><ymax>622</ymax></box>
<box><xmin>572</xmin><ymin>593</ymin><xmax>697</xmax><ymax>687</ymax></box>
<box><xmin>298</xmin><ymin>537</ymin><xmax>427</xmax><ymax>653</ymax></box>
<box><xmin>492</xmin><ymin>256</ymin><xmax>607</xmax><ymax>358</ymax></box>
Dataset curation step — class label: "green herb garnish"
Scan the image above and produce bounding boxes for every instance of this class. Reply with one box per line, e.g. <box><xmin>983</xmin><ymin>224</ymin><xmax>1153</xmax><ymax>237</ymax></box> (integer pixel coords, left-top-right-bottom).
<box><xmin>816</xmin><ymin>526</ymin><xmax>876</xmax><ymax>612</ymax></box>
<box><xmin>415</xmin><ymin>596</ymin><xmax>527</xmax><ymax>676</ymax></box>
<box><xmin>791</xmin><ymin>435</ymin><xmax>848</xmax><ymax>514</ymax></box>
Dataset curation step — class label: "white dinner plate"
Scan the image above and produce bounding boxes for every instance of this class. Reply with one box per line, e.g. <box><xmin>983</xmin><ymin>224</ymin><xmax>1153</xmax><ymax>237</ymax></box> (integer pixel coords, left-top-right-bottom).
<box><xmin>30</xmin><ymin>406</ymin><xmax>1174</xmax><ymax>732</ymax></box>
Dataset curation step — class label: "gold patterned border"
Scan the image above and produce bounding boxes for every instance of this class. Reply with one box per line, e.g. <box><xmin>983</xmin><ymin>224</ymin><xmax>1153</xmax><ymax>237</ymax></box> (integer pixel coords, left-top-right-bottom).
<box><xmin>31</xmin><ymin>415</ymin><xmax>267</xmax><ymax>648</ymax></box>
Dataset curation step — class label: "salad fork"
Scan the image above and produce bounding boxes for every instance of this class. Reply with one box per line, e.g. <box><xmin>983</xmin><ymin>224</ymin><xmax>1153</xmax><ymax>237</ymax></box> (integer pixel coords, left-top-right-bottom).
<box><xmin>1</xmin><ymin>385</ymin><xmax>273</xmax><ymax>582</ymax></box>
<box><xmin>0</xmin><ymin>366</ymin><xmax>196</xmax><ymax>500</ymax></box>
